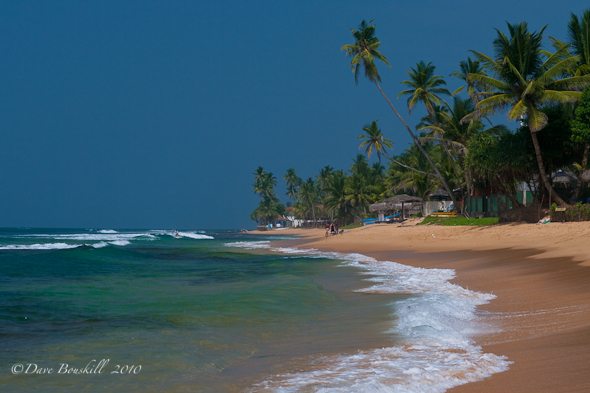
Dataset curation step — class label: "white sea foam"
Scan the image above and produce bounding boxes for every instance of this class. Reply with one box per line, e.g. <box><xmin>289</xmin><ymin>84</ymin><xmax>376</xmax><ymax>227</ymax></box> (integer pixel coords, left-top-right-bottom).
<box><xmin>21</xmin><ymin>233</ymin><xmax>155</xmax><ymax>242</ymax></box>
<box><xmin>177</xmin><ymin>231</ymin><xmax>214</xmax><ymax>240</ymax></box>
<box><xmin>109</xmin><ymin>240</ymin><xmax>130</xmax><ymax>246</ymax></box>
<box><xmin>0</xmin><ymin>243</ymin><xmax>82</xmax><ymax>250</ymax></box>
<box><xmin>91</xmin><ymin>242</ymin><xmax>109</xmax><ymax>249</ymax></box>
<box><xmin>225</xmin><ymin>241</ymin><xmax>271</xmax><ymax>249</ymax></box>
<box><xmin>0</xmin><ymin>240</ymin><xmax>133</xmax><ymax>250</ymax></box>
<box><xmin>148</xmin><ymin>230</ymin><xmax>215</xmax><ymax>240</ymax></box>
<box><xmin>225</xmin><ymin>242</ymin><xmax>510</xmax><ymax>393</ymax></box>
<box><xmin>97</xmin><ymin>229</ymin><xmax>118</xmax><ymax>234</ymax></box>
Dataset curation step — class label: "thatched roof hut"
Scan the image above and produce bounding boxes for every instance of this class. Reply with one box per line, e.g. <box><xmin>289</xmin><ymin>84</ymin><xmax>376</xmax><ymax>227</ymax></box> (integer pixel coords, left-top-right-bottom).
<box><xmin>369</xmin><ymin>194</ymin><xmax>423</xmax><ymax>213</ymax></box>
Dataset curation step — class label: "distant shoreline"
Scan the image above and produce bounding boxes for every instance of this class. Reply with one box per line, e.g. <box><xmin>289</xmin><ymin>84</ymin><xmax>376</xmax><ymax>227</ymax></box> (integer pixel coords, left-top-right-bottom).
<box><xmin>262</xmin><ymin>223</ymin><xmax>590</xmax><ymax>392</ymax></box>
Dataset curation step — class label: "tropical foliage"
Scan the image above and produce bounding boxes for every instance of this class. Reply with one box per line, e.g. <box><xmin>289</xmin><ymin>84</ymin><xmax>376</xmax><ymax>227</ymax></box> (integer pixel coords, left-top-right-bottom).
<box><xmin>251</xmin><ymin>167</ymin><xmax>285</xmax><ymax>225</ymax></box>
<box><xmin>252</xmin><ymin>9</ymin><xmax>590</xmax><ymax>226</ymax></box>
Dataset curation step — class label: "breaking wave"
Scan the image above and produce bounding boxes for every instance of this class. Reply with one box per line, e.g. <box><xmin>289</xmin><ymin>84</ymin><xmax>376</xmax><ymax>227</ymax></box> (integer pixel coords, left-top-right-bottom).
<box><xmin>225</xmin><ymin>241</ymin><xmax>510</xmax><ymax>393</ymax></box>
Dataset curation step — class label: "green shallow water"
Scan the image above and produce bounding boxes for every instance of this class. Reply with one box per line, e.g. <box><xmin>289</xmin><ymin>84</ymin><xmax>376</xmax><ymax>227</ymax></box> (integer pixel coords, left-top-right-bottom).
<box><xmin>0</xmin><ymin>229</ymin><xmax>397</xmax><ymax>392</ymax></box>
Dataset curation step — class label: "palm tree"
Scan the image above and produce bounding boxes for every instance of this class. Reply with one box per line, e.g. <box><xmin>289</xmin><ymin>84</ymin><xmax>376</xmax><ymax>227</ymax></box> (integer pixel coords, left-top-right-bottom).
<box><xmin>342</xmin><ymin>20</ymin><xmax>458</xmax><ymax>209</ymax></box>
<box><xmin>324</xmin><ymin>170</ymin><xmax>351</xmax><ymax>223</ymax></box>
<box><xmin>299</xmin><ymin>178</ymin><xmax>319</xmax><ymax>225</ymax></box>
<box><xmin>569</xmin><ymin>9</ymin><xmax>590</xmax><ymax>75</ymax></box>
<box><xmin>350</xmin><ymin>154</ymin><xmax>371</xmax><ymax>180</ymax></box>
<box><xmin>400</xmin><ymin>61</ymin><xmax>456</xmax><ymax>176</ymax></box>
<box><xmin>451</xmin><ymin>57</ymin><xmax>485</xmax><ymax>104</ymax></box>
<box><xmin>316</xmin><ymin>166</ymin><xmax>335</xmax><ymax>219</ymax></box>
<box><xmin>284</xmin><ymin>168</ymin><xmax>303</xmax><ymax>201</ymax></box>
<box><xmin>420</xmin><ymin>97</ymin><xmax>510</xmax><ymax>198</ymax></box>
<box><xmin>468</xmin><ymin>22</ymin><xmax>590</xmax><ymax>205</ymax></box>
<box><xmin>345</xmin><ymin>155</ymin><xmax>372</xmax><ymax>216</ymax></box>
<box><xmin>254</xmin><ymin>166</ymin><xmax>277</xmax><ymax>199</ymax></box>
<box><xmin>568</xmin><ymin>10</ymin><xmax>590</xmax><ymax>200</ymax></box>
<box><xmin>358</xmin><ymin>121</ymin><xmax>393</xmax><ymax>162</ymax></box>
<box><xmin>317</xmin><ymin>165</ymin><xmax>334</xmax><ymax>193</ymax></box>
<box><xmin>400</xmin><ymin>61</ymin><xmax>451</xmax><ymax>120</ymax></box>
<box><xmin>252</xmin><ymin>167</ymin><xmax>284</xmax><ymax>225</ymax></box>
<box><xmin>571</xmin><ymin>88</ymin><xmax>590</xmax><ymax>200</ymax></box>
<box><xmin>388</xmin><ymin>144</ymin><xmax>437</xmax><ymax>199</ymax></box>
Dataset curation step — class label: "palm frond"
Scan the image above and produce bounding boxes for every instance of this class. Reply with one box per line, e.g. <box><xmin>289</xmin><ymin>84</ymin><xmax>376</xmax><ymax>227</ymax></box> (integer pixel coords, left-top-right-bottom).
<box><xmin>467</xmin><ymin>73</ymin><xmax>511</xmax><ymax>90</ymax></box>
<box><xmin>470</xmin><ymin>50</ymin><xmax>503</xmax><ymax>74</ymax></box>
<box><xmin>475</xmin><ymin>93</ymin><xmax>513</xmax><ymax>115</ymax></box>
<box><xmin>548</xmin><ymin>74</ymin><xmax>590</xmax><ymax>90</ymax></box>
<box><xmin>502</xmin><ymin>56</ymin><xmax>527</xmax><ymax>86</ymax></box>
<box><xmin>507</xmin><ymin>99</ymin><xmax>527</xmax><ymax>120</ymax></box>
<box><xmin>541</xmin><ymin>89</ymin><xmax>582</xmax><ymax>104</ymax></box>
<box><xmin>451</xmin><ymin>86</ymin><xmax>464</xmax><ymax>96</ymax></box>
<box><xmin>526</xmin><ymin>105</ymin><xmax>548</xmax><ymax>132</ymax></box>
<box><xmin>539</xmin><ymin>55</ymin><xmax>580</xmax><ymax>85</ymax></box>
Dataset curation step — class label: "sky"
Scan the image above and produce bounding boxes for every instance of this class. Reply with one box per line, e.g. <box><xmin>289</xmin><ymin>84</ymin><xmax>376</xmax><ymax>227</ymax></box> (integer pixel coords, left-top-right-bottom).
<box><xmin>0</xmin><ymin>1</ymin><xmax>587</xmax><ymax>229</ymax></box>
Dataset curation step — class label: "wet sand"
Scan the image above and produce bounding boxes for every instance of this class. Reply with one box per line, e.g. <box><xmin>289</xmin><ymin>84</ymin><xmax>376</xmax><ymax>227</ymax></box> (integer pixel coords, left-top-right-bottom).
<box><xmin>259</xmin><ymin>223</ymin><xmax>590</xmax><ymax>392</ymax></box>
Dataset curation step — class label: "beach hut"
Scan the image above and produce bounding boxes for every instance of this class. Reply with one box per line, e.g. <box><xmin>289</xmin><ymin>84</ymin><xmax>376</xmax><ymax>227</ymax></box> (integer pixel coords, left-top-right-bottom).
<box><xmin>369</xmin><ymin>194</ymin><xmax>423</xmax><ymax>221</ymax></box>
<box><xmin>423</xmin><ymin>188</ymin><xmax>454</xmax><ymax>215</ymax></box>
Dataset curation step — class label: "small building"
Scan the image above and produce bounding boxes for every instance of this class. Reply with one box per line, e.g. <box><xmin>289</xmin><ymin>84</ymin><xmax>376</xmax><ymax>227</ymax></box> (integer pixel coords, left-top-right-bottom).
<box><xmin>423</xmin><ymin>189</ymin><xmax>454</xmax><ymax>216</ymax></box>
<box><xmin>369</xmin><ymin>194</ymin><xmax>424</xmax><ymax>222</ymax></box>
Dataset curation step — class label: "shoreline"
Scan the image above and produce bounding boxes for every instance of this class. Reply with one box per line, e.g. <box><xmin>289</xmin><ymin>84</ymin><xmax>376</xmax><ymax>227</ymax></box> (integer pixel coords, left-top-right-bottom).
<box><xmin>259</xmin><ymin>223</ymin><xmax>590</xmax><ymax>392</ymax></box>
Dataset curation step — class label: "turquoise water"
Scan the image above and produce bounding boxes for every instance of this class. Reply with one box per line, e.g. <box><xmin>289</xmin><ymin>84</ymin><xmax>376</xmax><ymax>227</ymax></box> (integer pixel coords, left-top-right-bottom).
<box><xmin>0</xmin><ymin>229</ymin><xmax>395</xmax><ymax>392</ymax></box>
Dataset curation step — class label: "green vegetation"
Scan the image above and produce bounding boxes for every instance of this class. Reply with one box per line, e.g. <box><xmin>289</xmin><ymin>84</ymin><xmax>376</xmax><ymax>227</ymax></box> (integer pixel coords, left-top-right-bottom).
<box><xmin>419</xmin><ymin>216</ymin><xmax>500</xmax><ymax>226</ymax></box>
<box><xmin>250</xmin><ymin>167</ymin><xmax>284</xmax><ymax>225</ymax></box>
<box><xmin>251</xmin><ymin>10</ymin><xmax>590</xmax><ymax>226</ymax></box>
<box><xmin>551</xmin><ymin>202</ymin><xmax>590</xmax><ymax>222</ymax></box>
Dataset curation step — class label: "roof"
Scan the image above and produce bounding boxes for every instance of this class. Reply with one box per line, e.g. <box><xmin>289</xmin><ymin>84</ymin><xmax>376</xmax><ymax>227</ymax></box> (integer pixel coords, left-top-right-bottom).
<box><xmin>369</xmin><ymin>194</ymin><xmax>423</xmax><ymax>212</ymax></box>
<box><xmin>552</xmin><ymin>169</ymin><xmax>576</xmax><ymax>184</ymax></box>
<box><xmin>428</xmin><ymin>188</ymin><xmax>450</xmax><ymax>200</ymax></box>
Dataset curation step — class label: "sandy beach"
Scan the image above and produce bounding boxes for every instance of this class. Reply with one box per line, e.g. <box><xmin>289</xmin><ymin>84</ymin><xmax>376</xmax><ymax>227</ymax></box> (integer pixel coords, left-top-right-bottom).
<box><xmin>259</xmin><ymin>222</ymin><xmax>590</xmax><ymax>393</ymax></box>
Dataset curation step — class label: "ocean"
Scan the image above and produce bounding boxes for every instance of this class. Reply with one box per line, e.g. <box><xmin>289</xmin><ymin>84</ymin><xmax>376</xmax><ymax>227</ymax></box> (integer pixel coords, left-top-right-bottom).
<box><xmin>0</xmin><ymin>228</ymin><xmax>509</xmax><ymax>392</ymax></box>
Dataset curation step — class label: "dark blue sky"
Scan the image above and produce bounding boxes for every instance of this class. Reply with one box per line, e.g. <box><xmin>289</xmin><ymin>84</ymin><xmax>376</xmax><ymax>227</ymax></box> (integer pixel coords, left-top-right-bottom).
<box><xmin>1</xmin><ymin>1</ymin><xmax>587</xmax><ymax>229</ymax></box>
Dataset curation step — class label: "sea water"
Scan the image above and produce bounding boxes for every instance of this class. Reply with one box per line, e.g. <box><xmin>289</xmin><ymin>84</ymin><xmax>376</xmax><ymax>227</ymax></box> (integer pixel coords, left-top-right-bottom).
<box><xmin>0</xmin><ymin>229</ymin><xmax>509</xmax><ymax>393</ymax></box>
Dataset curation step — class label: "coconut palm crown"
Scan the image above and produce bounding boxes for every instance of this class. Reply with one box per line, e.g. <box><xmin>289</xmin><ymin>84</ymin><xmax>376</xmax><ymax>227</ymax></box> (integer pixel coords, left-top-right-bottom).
<box><xmin>468</xmin><ymin>22</ymin><xmax>590</xmax><ymax>205</ymax></box>
<box><xmin>469</xmin><ymin>22</ymin><xmax>590</xmax><ymax>132</ymax></box>
<box><xmin>358</xmin><ymin>121</ymin><xmax>393</xmax><ymax>162</ymax></box>
<box><xmin>400</xmin><ymin>61</ymin><xmax>451</xmax><ymax>117</ymax></box>
<box><xmin>341</xmin><ymin>20</ymin><xmax>389</xmax><ymax>83</ymax></box>
<box><xmin>342</xmin><ymin>20</ymin><xmax>459</xmax><ymax>208</ymax></box>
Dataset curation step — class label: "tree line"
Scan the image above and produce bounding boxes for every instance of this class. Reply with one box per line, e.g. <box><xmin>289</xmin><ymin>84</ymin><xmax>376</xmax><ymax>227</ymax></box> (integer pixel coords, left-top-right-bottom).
<box><xmin>252</xmin><ymin>10</ymin><xmax>590</xmax><ymax>226</ymax></box>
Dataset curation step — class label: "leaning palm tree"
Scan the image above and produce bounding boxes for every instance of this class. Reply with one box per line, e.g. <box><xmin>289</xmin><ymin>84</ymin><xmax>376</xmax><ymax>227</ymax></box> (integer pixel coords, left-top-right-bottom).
<box><xmin>342</xmin><ymin>20</ymin><xmax>458</xmax><ymax>208</ymax></box>
<box><xmin>358</xmin><ymin>121</ymin><xmax>393</xmax><ymax>162</ymax></box>
<box><xmin>400</xmin><ymin>61</ymin><xmax>451</xmax><ymax>120</ymax></box>
<box><xmin>468</xmin><ymin>22</ymin><xmax>590</xmax><ymax>205</ymax></box>
<box><xmin>569</xmin><ymin>9</ymin><xmax>590</xmax><ymax>75</ymax></box>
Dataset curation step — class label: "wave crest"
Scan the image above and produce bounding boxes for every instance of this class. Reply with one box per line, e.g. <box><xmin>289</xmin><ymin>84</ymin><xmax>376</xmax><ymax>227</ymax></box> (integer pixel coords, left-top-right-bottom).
<box><xmin>224</xmin><ymin>243</ymin><xmax>510</xmax><ymax>392</ymax></box>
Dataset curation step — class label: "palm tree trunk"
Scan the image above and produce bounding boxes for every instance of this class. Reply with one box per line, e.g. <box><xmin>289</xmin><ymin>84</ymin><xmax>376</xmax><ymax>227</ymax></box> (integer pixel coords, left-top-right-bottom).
<box><xmin>389</xmin><ymin>157</ymin><xmax>431</xmax><ymax>175</ymax></box>
<box><xmin>374</xmin><ymin>82</ymin><xmax>459</xmax><ymax>210</ymax></box>
<box><xmin>530</xmin><ymin>131</ymin><xmax>568</xmax><ymax>206</ymax></box>
<box><xmin>573</xmin><ymin>143</ymin><xmax>589</xmax><ymax>201</ymax></box>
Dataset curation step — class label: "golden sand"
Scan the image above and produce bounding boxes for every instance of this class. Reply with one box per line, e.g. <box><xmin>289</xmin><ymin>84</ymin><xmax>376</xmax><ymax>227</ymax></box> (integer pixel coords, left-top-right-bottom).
<box><xmin>258</xmin><ymin>222</ymin><xmax>590</xmax><ymax>392</ymax></box>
